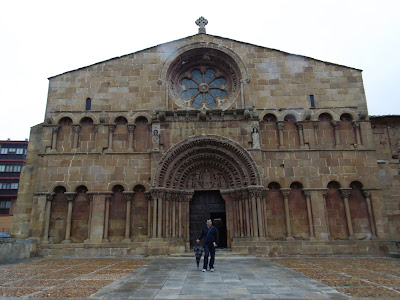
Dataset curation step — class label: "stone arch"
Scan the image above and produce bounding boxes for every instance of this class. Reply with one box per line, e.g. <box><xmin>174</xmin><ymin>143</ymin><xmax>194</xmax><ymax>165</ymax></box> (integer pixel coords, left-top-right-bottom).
<box><xmin>158</xmin><ymin>42</ymin><xmax>249</xmax><ymax>84</ymax></box>
<box><xmin>339</xmin><ymin>113</ymin><xmax>356</xmax><ymax>147</ymax></box>
<box><xmin>131</xmin><ymin>182</ymin><xmax>150</xmax><ymax>192</ymax></box>
<box><xmin>266</xmin><ymin>182</ymin><xmax>285</xmax><ymax>239</ymax></box>
<box><xmin>56</xmin><ymin>117</ymin><xmax>73</xmax><ymax>152</ymax></box>
<box><xmin>312</xmin><ymin>110</ymin><xmax>339</xmax><ymax>121</ymax></box>
<box><xmin>288</xmin><ymin>181</ymin><xmax>309</xmax><ymax>239</ymax></box>
<box><xmin>107</xmin><ymin>181</ymin><xmax>129</xmax><ymax>192</ymax></box>
<box><xmin>260</xmin><ymin>112</ymin><xmax>278</xmax><ymax>122</ymax></box>
<box><xmin>113</xmin><ymin>116</ymin><xmax>128</xmax><ymax>151</ymax></box>
<box><xmin>153</xmin><ymin>135</ymin><xmax>261</xmax><ymax>190</ymax></box>
<box><xmin>79</xmin><ymin>117</ymin><xmax>95</xmax><ymax>152</ymax></box>
<box><xmin>132</xmin><ymin>112</ymin><xmax>152</xmax><ymax>124</ymax></box>
<box><xmin>54</xmin><ymin>113</ymin><xmax>77</xmax><ymax>125</ymax></box>
<box><xmin>49</xmin><ymin>183</ymin><xmax>69</xmax><ymax>193</ymax></box>
<box><xmin>77</xmin><ymin>113</ymin><xmax>99</xmax><ymax>124</ymax></box>
<box><xmin>109</xmin><ymin>184</ymin><xmax>126</xmax><ymax>242</ymax></box>
<box><xmin>49</xmin><ymin>185</ymin><xmax>68</xmax><ymax>244</ymax></box>
<box><xmin>71</xmin><ymin>185</ymin><xmax>90</xmax><ymax>243</ymax></box>
<box><xmin>317</xmin><ymin>113</ymin><xmax>335</xmax><ymax>148</ymax></box>
<box><xmin>326</xmin><ymin>181</ymin><xmax>348</xmax><ymax>239</ymax></box>
<box><xmin>260</xmin><ymin>113</ymin><xmax>279</xmax><ymax>150</ymax></box>
<box><xmin>131</xmin><ymin>184</ymin><xmax>148</xmax><ymax>239</ymax></box>
<box><xmin>349</xmin><ymin>181</ymin><xmax>371</xmax><ymax>239</ymax></box>
<box><xmin>134</xmin><ymin>116</ymin><xmax>151</xmax><ymax>151</ymax></box>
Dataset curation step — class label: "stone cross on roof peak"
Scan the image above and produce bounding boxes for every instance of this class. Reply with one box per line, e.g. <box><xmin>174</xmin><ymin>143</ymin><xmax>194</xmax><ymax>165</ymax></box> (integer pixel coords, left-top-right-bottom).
<box><xmin>196</xmin><ymin>16</ymin><xmax>208</xmax><ymax>34</ymax></box>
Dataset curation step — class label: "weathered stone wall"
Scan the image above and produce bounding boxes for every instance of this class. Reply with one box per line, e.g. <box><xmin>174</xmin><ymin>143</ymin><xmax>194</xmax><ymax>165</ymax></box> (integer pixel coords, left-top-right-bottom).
<box><xmin>11</xmin><ymin>33</ymin><xmax>393</xmax><ymax>254</ymax></box>
<box><xmin>370</xmin><ymin>116</ymin><xmax>400</xmax><ymax>239</ymax></box>
<box><xmin>0</xmin><ymin>238</ymin><xmax>36</xmax><ymax>263</ymax></box>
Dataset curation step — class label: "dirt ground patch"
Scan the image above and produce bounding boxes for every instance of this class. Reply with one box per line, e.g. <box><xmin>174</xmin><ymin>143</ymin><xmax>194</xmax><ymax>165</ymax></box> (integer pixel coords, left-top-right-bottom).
<box><xmin>274</xmin><ymin>258</ymin><xmax>400</xmax><ymax>298</ymax></box>
<box><xmin>0</xmin><ymin>258</ymin><xmax>150</xmax><ymax>298</ymax></box>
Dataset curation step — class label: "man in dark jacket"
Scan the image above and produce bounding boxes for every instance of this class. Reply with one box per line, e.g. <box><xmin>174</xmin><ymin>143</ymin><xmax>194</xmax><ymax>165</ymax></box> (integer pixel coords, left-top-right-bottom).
<box><xmin>196</xmin><ymin>219</ymin><xmax>219</xmax><ymax>272</ymax></box>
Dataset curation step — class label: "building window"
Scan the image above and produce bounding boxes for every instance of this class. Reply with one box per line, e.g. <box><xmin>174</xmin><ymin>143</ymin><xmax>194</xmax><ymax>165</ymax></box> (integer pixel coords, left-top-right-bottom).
<box><xmin>0</xmin><ymin>165</ymin><xmax>21</xmax><ymax>172</ymax></box>
<box><xmin>0</xmin><ymin>183</ymin><xmax>18</xmax><ymax>189</ymax></box>
<box><xmin>16</xmin><ymin>148</ymin><xmax>24</xmax><ymax>154</ymax></box>
<box><xmin>86</xmin><ymin>98</ymin><xmax>92</xmax><ymax>111</ymax></box>
<box><xmin>8</xmin><ymin>148</ymin><xmax>16</xmax><ymax>153</ymax></box>
<box><xmin>1</xmin><ymin>148</ymin><xmax>8</xmax><ymax>154</ymax></box>
<box><xmin>309</xmin><ymin>95</ymin><xmax>315</xmax><ymax>108</ymax></box>
<box><xmin>0</xmin><ymin>200</ymin><xmax>10</xmax><ymax>209</ymax></box>
<box><xmin>180</xmin><ymin>68</ymin><xmax>228</xmax><ymax>108</ymax></box>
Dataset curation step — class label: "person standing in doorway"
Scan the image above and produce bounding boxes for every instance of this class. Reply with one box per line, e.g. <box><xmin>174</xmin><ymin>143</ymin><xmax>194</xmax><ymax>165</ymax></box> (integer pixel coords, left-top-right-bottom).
<box><xmin>196</xmin><ymin>219</ymin><xmax>219</xmax><ymax>272</ymax></box>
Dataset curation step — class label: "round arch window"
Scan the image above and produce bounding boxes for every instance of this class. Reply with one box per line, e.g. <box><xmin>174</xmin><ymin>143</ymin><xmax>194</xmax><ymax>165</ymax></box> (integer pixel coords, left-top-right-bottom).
<box><xmin>168</xmin><ymin>48</ymin><xmax>241</xmax><ymax>110</ymax></box>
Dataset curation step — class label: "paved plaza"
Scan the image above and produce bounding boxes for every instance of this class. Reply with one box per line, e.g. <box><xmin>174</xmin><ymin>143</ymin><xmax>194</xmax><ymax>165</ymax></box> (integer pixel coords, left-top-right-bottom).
<box><xmin>0</xmin><ymin>256</ymin><xmax>399</xmax><ymax>298</ymax></box>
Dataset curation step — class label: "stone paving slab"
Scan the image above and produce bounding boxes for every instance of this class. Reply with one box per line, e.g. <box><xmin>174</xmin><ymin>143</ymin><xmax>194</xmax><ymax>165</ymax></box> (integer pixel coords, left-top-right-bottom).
<box><xmin>93</xmin><ymin>257</ymin><xmax>348</xmax><ymax>299</ymax></box>
<box><xmin>1</xmin><ymin>257</ymin><xmax>399</xmax><ymax>298</ymax></box>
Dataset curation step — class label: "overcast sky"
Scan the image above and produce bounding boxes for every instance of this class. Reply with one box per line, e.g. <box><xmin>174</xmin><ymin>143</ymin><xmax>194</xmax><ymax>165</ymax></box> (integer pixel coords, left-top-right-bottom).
<box><xmin>1</xmin><ymin>0</ymin><xmax>399</xmax><ymax>140</ymax></box>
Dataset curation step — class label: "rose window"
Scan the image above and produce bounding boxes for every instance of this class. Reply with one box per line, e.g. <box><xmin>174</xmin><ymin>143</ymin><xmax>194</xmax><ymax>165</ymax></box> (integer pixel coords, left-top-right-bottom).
<box><xmin>180</xmin><ymin>68</ymin><xmax>228</xmax><ymax>108</ymax></box>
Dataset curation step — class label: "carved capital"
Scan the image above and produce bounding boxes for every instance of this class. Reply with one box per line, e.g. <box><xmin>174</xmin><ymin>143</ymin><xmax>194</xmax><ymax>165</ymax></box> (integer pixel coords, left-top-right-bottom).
<box><xmin>340</xmin><ymin>189</ymin><xmax>352</xmax><ymax>199</ymax></box>
<box><xmin>363</xmin><ymin>190</ymin><xmax>371</xmax><ymax>198</ymax></box>
<box><xmin>53</xmin><ymin>125</ymin><xmax>61</xmax><ymax>134</ymax></box>
<box><xmin>352</xmin><ymin>121</ymin><xmax>361</xmax><ymax>129</ymax></box>
<box><xmin>73</xmin><ymin>125</ymin><xmax>81</xmax><ymax>133</ymax></box>
<box><xmin>93</xmin><ymin>124</ymin><xmax>99</xmax><ymax>133</ymax></box>
<box><xmin>123</xmin><ymin>191</ymin><xmax>134</xmax><ymax>201</ymax></box>
<box><xmin>331</xmin><ymin>120</ymin><xmax>339</xmax><ymax>129</ymax></box>
<box><xmin>277</xmin><ymin>122</ymin><xmax>284</xmax><ymax>131</ymax></box>
<box><xmin>281</xmin><ymin>190</ymin><xmax>290</xmax><ymax>198</ymax></box>
<box><xmin>296</xmin><ymin>122</ymin><xmax>304</xmax><ymax>130</ymax></box>
<box><xmin>65</xmin><ymin>192</ymin><xmax>77</xmax><ymax>202</ymax></box>
<box><xmin>127</xmin><ymin>124</ymin><xmax>136</xmax><ymax>132</ymax></box>
<box><xmin>108</xmin><ymin>125</ymin><xmax>116</xmax><ymax>133</ymax></box>
<box><xmin>312</xmin><ymin>121</ymin><xmax>319</xmax><ymax>129</ymax></box>
<box><xmin>46</xmin><ymin>193</ymin><xmax>55</xmax><ymax>202</ymax></box>
<box><xmin>88</xmin><ymin>194</ymin><xmax>94</xmax><ymax>202</ymax></box>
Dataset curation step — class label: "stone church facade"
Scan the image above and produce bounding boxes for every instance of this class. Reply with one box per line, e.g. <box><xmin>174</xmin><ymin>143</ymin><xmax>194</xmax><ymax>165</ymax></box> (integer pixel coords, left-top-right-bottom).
<box><xmin>11</xmin><ymin>19</ymin><xmax>398</xmax><ymax>256</ymax></box>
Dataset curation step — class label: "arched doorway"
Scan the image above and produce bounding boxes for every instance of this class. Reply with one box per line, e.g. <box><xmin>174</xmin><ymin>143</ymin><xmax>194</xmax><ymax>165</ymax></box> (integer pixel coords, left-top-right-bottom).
<box><xmin>190</xmin><ymin>190</ymin><xmax>227</xmax><ymax>248</ymax></box>
<box><xmin>150</xmin><ymin>135</ymin><xmax>262</xmax><ymax>248</ymax></box>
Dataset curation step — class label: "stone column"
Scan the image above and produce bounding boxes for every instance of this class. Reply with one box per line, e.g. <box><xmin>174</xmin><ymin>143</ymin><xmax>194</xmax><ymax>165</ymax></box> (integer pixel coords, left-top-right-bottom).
<box><xmin>238</xmin><ymin>196</ymin><xmax>244</xmax><ymax>237</ymax></box>
<box><xmin>263</xmin><ymin>190</ymin><xmax>269</xmax><ymax>239</ymax></box>
<box><xmin>352</xmin><ymin>121</ymin><xmax>363</xmax><ymax>147</ymax></box>
<box><xmin>233</xmin><ymin>195</ymin><xmax>239</xmax><ymax>237</ymax></box>
<box><xmin>341</xmin><ymin>190</ymin><xmax>354</xmax><ymax>239</ymax></box>
<box><xmin>165</xmin><ymin>193</ymin><xmax>171</xmax><ymax>238</ymax></box>
<box><xmin>84</xmin><ymin>194</ymin><xmax>93</xmax><ymax>243</ymax></box>
<box><xmin>157</xmin><ymin>196</ymin><xmax>163</xmax><ymax>238</ymax></box>
<box><xmin>249</xmin><ymin>189</ymin><xmax>259</xmax><ymax>237</ymax></box>
<box><xmin>147</xmin><ymin>193</ymin><xmax>152</xmax><ymax>237</ymax></box>
<box><xmin>322</xmin><ymin>192</ymin><xmax>331</xmax><ymax>239</ymax></box>
<box><xmin>73</xmin><ymin>125</ymin><xmax>81</xmax><ymax>150</ymax></box>
<box><xmin>281</xmin><ymin>190</ymin><xmax>293</xmax><ymax>240</ymax></box>
<box><xmin>296</xmin><ymin>122</ymin><xmax>305</xmax><ymax>148</ymax></box>
<box><xmin>331</xmin><ymin>121</ymin><xmax>340</xmax><ymax>148</ymax></box>
<box><xmin>172</xmin><ymin>198</ymin><xmax>176</xmax><ymax>238</ymax></box>
<box><xmin>244</xmin><ymin>192</ymin><xmax>251</xmax><ymax>237</ymax></box>
<box><xmin>256</xmin><ymin>189</ymin><xmax>264</xmax><ymax>237</ymax></box>
<box><xmin>313</xmin><ymin>121</ymin><xmax>319</xmax><ymax>148</ymax></box>
<box><xmin>51</xmin><ymin>125</ymin><xmax>60</xmax><ymax>152</ymax></box>
<box><xmin>304</xmin><ymin>192</ymin><xmax>315</xmax><ymax>239</ymax></box>
<box><xmin>185</xmin><ymin>194</ymin><xmax>191</xmax><ymax>242</ymax></box>
<box><xmin>123</xmin><ymin>192</ymin><xmax>134</xmax><ymax>242</ymax></box>
<box><xmin>127</xmin><ymin>124</ymin><xmax>136</xmax><ymax>151</ymax></box>
<box><xmin>178</xmin><ymin>199</ymin><xmax>182</xmax><ymax>238</ymax></box>
<box><xmin>363</xmin><ymin>191</ymin><xmax>377</xmax><ymax>238</ymax></box>
<box><xmin>152</xmin><ymin>195</ymin><xmax>157</xmax><ymax>238</ymax></box>
<box><xmin>62</xmin><ymin>192</ymin><xmax>76</xmax><ymax>244</ymax></box>
<box><xmin>91</xmin><ymin>125</ymin><xmax>98</xmax><ymax>152</ymax></box>
<box><xmin>42</xmin><ymin>193</ymin><xmax>54</xmax><ymax>244</ymax></box>
<box><xmin>277</xmin><ymin>122</ymin><xmax>285</xmax><ymax>149</ymax></box>
<box><xmin>103</xmin><ymin>195</ymin><xmax>111</xmax><ymax>242</ymax></box>
<box><xmin>107</xmin><ymin>125</ymin><xmax>116</xmax><ymax>152</ymax></box>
